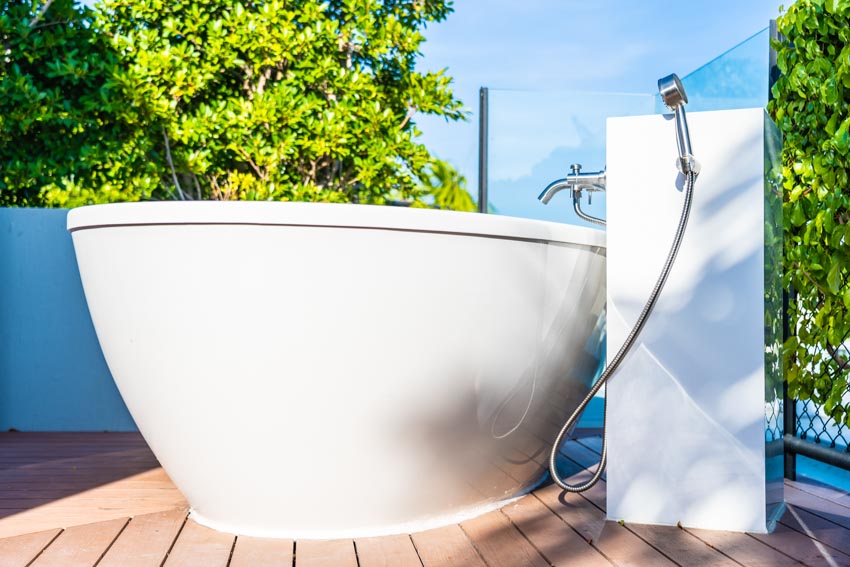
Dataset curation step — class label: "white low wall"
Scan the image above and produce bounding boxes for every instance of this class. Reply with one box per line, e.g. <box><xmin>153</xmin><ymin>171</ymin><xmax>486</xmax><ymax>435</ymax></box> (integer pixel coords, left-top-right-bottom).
<box><xmin>0</xmin><ymin>208</ymin><xmax>136</xmax><ymax>431</ymax></box>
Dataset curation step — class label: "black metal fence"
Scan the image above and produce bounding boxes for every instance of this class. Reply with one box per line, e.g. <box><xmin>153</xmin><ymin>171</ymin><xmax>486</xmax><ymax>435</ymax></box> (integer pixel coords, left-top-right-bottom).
<box><xmin>783</xmin><ymin>340</ymin><xmax>850</xmax><ymax>477</ymax></box>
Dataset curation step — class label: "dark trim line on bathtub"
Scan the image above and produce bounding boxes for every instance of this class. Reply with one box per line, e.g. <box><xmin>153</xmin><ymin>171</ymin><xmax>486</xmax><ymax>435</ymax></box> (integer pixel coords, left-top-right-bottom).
<box><xmin>68</xmin><ymin>221</ymin><xmax>604</xmax><ymax>251</ymax></box>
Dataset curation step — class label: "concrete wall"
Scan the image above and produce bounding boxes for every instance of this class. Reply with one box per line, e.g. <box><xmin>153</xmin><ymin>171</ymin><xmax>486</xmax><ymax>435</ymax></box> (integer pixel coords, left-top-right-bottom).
<box><xmin>1</xmin><ymin>208</ymin><xmax>136</xmax><ymax>431</ymax></box>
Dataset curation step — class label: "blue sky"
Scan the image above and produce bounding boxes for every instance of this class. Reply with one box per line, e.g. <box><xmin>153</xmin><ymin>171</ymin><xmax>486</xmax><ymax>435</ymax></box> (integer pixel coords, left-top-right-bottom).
<box><xmin>415</xmin><ymin>0</ymin><xmax>785</xmax><ymax>222</ymax></box>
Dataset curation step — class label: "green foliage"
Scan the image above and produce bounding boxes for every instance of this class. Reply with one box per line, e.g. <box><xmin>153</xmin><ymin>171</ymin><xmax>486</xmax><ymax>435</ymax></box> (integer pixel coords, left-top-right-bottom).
<box><xmin>415</xmin><ymin>158</ymin><xmax>475</xmax><ymax>212</ymax></box>
<box><xmin>0</xmin><ymin>0</ymin><xmax>161</xmax><ymax>206</ymax></box>
<box><xmin>1</xmin><ymin>0</ymin><xmax>468</xmax><ymax>208</ymax></box>
<box><xmin>770</xmin><ymin>0</ymin><xmax>850</xmax><ymax>425</ymax></box>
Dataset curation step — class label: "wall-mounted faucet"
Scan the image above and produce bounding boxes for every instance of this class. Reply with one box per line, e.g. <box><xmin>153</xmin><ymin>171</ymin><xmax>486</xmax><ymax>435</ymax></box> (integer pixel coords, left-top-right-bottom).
<box><xmin>538</xmin><ymin>164</ymin><xmax>606</xmax><ymax>226</ymax></box>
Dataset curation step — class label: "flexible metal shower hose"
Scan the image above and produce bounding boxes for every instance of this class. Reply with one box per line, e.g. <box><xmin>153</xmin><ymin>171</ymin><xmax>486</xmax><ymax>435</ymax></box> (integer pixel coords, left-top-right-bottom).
<box><xmin>573</xmin><ymin>194</ymin><xmax>606</xmax><ymax>227</ymax></box>
<box><xmin>549</xmin><ymin>170</ymin><xmax>697</xmax><ymax>493</ymax></box>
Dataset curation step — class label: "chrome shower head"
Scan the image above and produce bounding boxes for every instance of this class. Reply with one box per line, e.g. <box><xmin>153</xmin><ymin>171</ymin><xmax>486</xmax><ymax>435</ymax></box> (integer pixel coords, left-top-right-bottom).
<box><xmin>658</xmin><ymin>73</ymin><xmax>688</xmax><ymax>110</ymax></box>
<box><xmin>658</xmin><ymin>73</ymin><xmax>699</xmax><ymax>175</ymax></box>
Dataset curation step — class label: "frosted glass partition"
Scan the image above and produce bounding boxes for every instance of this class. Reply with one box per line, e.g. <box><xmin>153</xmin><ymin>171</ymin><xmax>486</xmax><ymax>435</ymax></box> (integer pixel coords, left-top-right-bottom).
<box><xmin>661</xmin><ymin>27</ymin><xmax>770</xmax><ymax>113</ymax></box>
<box><xmin>487</xmin><ymin>90</ymin><xmax>654</xmax><ymax>225</ymax></box>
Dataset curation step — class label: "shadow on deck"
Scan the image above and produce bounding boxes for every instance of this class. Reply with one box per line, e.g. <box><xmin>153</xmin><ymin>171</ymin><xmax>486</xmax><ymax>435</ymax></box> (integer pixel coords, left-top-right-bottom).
<box><xmin>1</xmin><ymin>431</ymin><xmax>849</xmax><ymax>566</ymax></box>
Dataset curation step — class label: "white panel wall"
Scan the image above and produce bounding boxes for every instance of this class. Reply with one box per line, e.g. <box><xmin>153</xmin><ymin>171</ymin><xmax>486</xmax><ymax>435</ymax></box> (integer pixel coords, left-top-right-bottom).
<box><xmin>605</xmin><ymin>108</ymin><xmax>783</xmax><ymax>533</ymax></box>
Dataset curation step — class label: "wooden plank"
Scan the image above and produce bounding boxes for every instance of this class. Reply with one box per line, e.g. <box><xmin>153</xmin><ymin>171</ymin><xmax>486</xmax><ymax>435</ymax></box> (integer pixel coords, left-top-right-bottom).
<box><xmin>785</xmin><ymin>483</ymin><xmax>850</xmax><ymax>530</ymax></box>
<box><xmin>501</xmin><ymin>494</ymin><xmax>612</xmax><ymax>566</ymax></box>
<box><xmin>162</xmin><ymin>520</ymin><xmax>234</xmax><ymax>567</ymax></box>
<box><xmin>0</xmin><ymin>454</ymin><xmax>156</xmax><ymax>462</ymax></box>
<box><xmin>0</xmin><ymin>433</ymin><xmax>143</xmax><ymax>444</ymax></box>
<box><xmin>534</xmin><ymin>471</ymin><xmax>677</xmax><ymax>566</ymax></box>
<box><xmin>575</xmin><ymin>435</ymin><xmax>604</xmax><ymax>454</ymax></box>
<box><xmin>625</xmin><ymin>523</ymin><xmax>740</xmax><ymax>567</ymax></box>
<box><xmin>355</xmin><ymin>534</ymin><xmax>421</xmax><ymax>567</ymax></box>
<box><xmin>295</xmin><ymin>539</ymin><xmax>357</xmax><ymax>567</ymax></box>
<box><xmin>0</xmin><ymin>465</ymin><xmax>186</xmax><ymax>539</ymax></box>
<box><xmin>752</xmin><ymin>521</ymin><xmax>850</xmax><ymax>566</ymax></box>
<box><xmin>786</xmin><ymin>478</ymin><xmax>850</xmax><ymax>509</ymax></box>
<box><xmin>460</xmin><ymin>509</ymin><xmax>549</xmax><ymax>567</ymax></box>
<box><xmin>0</xmin><ymin>469</ymin><xmax>174</xmax><ymax>488</ymax></box>
<box><xmin>532</xmin><ymin>475</ymin><xmax>608</xmax><ymax>544</ymax></box>
<box><xmin>559</xmin><ymin>439</ymin><xmax>605</xmax><ymax>478</ymax></box>
<box><xmin>411</xmin><ymin>524</ymin><xmax>486</xmax><ymax>567</ymax></box>
<box><xmin>0</xmin><ymin>493</ymin><xmax>186</xmax><ymax>507</ymax></box>
<box><xmin>229</xmin><ymin>536</ymin><xmax>293</xmax><ymax>567</ymax></box>
<box><xmin>559</xmin><ymin>466</ymin><xmax>736</xmax><ymax>567</ymax></box>
<box><xmin>591</xmin><ymin>521</ymin><xmax>678</xmax><ymax>567</ymax></box>
<box><xmin>780</xmin><ymin>502</ymin><xmax>850</xmax><ymax>555</ymax></box>
<box><xmin>0</xmin><ymin>528</ymin><xmax>61</xmax><ymax>567</ymax></box>
<box><xmin>559</xmin><ymin>439</ymin><xmax>744</xmax><ymax>566</ymax></box>
<box><xmin>686</xmin><ymin>527</ymin><xmax>804</xmax><ymax>567</ymax></box>
<box><xmin>98</xmin><ymin>509</ymin><xmax>187</xmax><ymax>567</ymax></box>
<box><xmin>0</xmin><ymin>488</ymin><xmax>171</xmax><ymax>499</ymax></box>
<box><xmin>573</xmin><ymin>427</ymin><xmax>605</xmax><ymax>439</ymax></box>
<box><xmin>30</xmin><ymin>517</ymin><xmax>128</xmax><ymax>567</ymax></box>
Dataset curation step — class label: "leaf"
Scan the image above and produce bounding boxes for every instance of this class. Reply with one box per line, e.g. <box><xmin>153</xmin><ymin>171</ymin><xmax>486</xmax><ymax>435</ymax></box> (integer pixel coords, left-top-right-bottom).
<box><xmin>827</xmin><ymin>260</ymin><xmax>843</xmax><ymax>294</ymax></box>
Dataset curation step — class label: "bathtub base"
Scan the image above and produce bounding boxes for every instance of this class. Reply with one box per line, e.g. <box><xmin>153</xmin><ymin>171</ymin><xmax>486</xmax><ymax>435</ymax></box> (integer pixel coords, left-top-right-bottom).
<box><xmin>188</xmin><ymin>495</ymin><xmax>521</xmax><ymax>540</ymax></box>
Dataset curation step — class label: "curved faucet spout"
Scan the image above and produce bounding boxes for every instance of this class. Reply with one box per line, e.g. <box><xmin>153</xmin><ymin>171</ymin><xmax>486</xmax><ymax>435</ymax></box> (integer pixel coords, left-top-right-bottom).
<box><xmin>538</xmin><ymin>169</ymin><xmax>606</xmax><ymax>204</ymax></box>
<box><xmin>538</xmin><ymin>166</ymin><xmax>607</xmax><ymax>225</ymax></box>
<box><xmin>538</xmin><ymin>178</ymin><xmax>572</xmax><ymax>205</ymax></box>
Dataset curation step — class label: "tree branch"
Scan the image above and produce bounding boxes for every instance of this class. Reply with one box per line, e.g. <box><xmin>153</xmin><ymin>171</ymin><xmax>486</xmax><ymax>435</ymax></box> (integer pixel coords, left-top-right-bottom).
<box><xmin>31</xmin><ymin>19</ymin><xmax>74</xmax><ymax>31</ymax></box>
<box><xmin>238</xmin><ymin>148</ymin><xmax>266</xmax><ymax>180</ymax></box>
<box><xmin>162</xmin><ymin>127</ymin><xmax>186</xmax><ymax>200</ymax></box>
<box><xmin>192</xmin><ymin>173</ymin><xmax>203</xmax><ymax>200</ymax></box>
<box><xmin>29</xmin><ymin>0</ymin><xmax>54</xmax><ymax>28</ymax></box>
<box><xmin>399</xmin><ymin>105</ymin><xmax>415</xmax><ymax>130</ymax></box>
<box><xmin>159</xmin><ymin>178</ymin><xmax>179</xmax><ymax>201</ymax></box>
<box><xmin>826</xmin><ymin>342</ymin><xmax>850</xmax><ymax>372</ymax></box>
<box><xmin>795</xmin><ymin>262</ymin><xmax>830</xmax><ymax>296</ymax></box>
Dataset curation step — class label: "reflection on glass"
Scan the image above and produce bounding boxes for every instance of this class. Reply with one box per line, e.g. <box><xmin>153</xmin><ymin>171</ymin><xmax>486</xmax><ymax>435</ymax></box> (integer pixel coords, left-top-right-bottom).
<box><xmin>659</xmin><ymin>28</ymin><xmax>770</xmax><ymax>114</ymax></box>
<box><xmin>487</xmin><ymin>26</ymin><xmax>770</xmax><ymax>223</ymax></box>
<box><xmin>488</xmin><ymin>90</ymin><xmax>653</xmax><ymax>225</ymax></box>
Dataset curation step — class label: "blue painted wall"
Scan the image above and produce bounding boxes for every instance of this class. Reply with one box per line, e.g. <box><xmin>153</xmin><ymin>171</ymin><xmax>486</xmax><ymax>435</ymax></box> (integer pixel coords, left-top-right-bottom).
<box><xmin>0</xmin><ymin>208</ymin><xmax>136</xmax><ymax>431</ymax></box>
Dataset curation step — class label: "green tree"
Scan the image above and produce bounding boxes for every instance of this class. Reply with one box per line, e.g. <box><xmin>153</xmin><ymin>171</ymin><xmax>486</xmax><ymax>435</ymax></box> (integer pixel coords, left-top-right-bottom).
<box><xmin>0</xmin><ymin>0</ymin><xmax>159</xmax><ymax>206</ymax></box>
<box><xmin>770</xmin><ymin>0</ymin><xmax>850</xmax><ymax>424</ymax></box>
<box><xmin>1</xmin><ymin>0</ymin><xmax>468</xmax><ymax>208</ymax></box>
<box><xmin>415</xmin><ymin>158</ymin><xmax>475</xmax><ymax>212</ymax></box>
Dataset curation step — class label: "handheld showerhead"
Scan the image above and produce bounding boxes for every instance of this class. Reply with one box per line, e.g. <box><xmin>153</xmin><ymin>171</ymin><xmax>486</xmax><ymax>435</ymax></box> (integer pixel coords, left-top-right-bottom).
<box><xmin>658</xmin><ymin>73</ymin><xmax>700</xmax><ymax>176</ymax></box>
<box><xmin>658</xmin><ymin>73</ymin><xmax>687</xmax><ymax>109</ymax></box>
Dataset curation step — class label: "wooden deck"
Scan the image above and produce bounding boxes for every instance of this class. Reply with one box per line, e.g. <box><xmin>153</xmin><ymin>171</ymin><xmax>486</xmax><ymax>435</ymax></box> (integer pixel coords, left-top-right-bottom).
<box><xmin>2</xmin><ymin>432</ymin><xmax>850</xmax><ymax>566</ymax></box>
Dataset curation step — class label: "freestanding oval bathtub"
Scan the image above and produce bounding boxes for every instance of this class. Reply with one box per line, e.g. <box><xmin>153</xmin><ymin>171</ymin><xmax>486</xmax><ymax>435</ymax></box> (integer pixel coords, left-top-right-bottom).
<box><xmin>68</xmin><ymin>201</ymin><xmax>606</xmax><ymax>539</ymax></box>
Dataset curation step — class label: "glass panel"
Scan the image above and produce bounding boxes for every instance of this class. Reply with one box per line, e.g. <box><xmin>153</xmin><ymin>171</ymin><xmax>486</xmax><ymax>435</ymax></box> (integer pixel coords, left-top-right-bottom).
<box><xmin>487</xmin><ymin>90</ymin><xmax>654</xmax><ymax>225</ymax></box>
<box><xmin>657</xmin><ymin>27</ymin><xmax>770</xmax><ymax>113</ymax></box>
<box><xmin>485</xmin><ymin>27</ymin><xmax>771</xmax><ymax>224</ymax></box>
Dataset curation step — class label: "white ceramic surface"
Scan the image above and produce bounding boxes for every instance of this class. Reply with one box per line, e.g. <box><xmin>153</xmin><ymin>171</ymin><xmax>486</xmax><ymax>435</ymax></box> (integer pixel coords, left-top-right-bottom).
<box><xmin>606</xmin><ymin>109</ymin><xmax>784</xmax><ymax>533</ymax></box>
<box><xmin>68</xmin><ymin>202</ymin><xmax>606</xmax><ymax>538</ymax></box>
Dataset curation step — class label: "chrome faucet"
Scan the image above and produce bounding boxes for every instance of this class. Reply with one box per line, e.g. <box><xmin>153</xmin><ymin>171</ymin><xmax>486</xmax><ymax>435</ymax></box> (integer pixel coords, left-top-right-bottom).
<box><xmin>538</xmin><ymin>164</ymin><xmax>606</xmax><ymax>226</ymax></box>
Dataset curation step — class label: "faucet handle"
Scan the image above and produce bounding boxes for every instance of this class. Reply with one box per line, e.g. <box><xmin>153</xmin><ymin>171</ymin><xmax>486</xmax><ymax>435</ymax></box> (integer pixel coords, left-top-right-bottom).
<box><xmin>570</xmin><ymin>164</ymin><xmax>582</xmax><ymax>175</ymax></box>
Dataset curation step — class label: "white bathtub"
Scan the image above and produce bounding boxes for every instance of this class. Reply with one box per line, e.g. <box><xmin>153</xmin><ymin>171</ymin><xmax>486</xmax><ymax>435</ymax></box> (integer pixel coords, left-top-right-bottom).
<box><xmin>68</xmin><ymin>201</ymin><xmax>606</xmax><ymax>539</ymax></box>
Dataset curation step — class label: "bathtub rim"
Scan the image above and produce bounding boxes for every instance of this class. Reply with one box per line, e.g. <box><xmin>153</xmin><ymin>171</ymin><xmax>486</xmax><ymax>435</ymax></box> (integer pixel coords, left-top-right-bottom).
<box><xmin>66</xmin><ymin>201</ymin><xmax>606</xmax><ymax>248</ymax></box>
